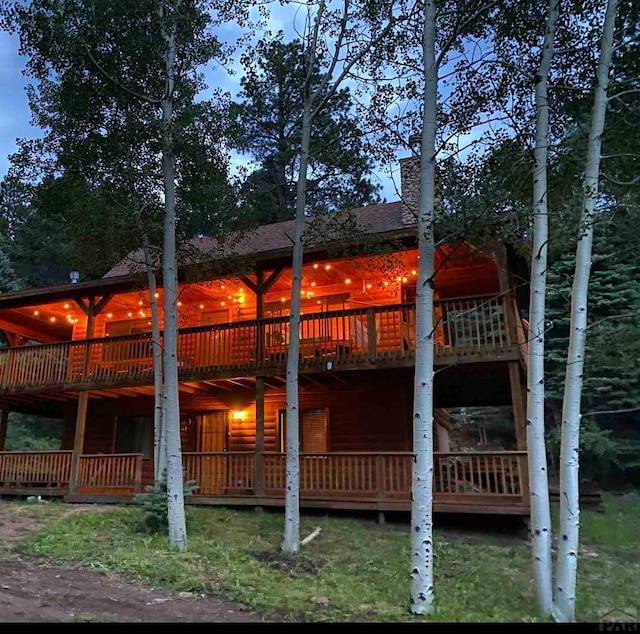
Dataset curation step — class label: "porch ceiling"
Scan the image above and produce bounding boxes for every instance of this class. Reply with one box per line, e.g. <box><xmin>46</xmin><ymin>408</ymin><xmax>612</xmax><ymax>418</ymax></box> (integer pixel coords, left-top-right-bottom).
<box><xmin>0</xmin><ymin>243</ymin><xmax>501</xmax><ymax>344</ymax></box>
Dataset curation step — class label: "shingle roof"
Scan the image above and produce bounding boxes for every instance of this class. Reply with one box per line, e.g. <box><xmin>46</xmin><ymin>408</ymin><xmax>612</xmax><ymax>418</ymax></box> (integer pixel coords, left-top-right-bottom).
<box><xmin>104</xmin><ymin>201</ymin><xmax>414</xmax><ymax>278</ymax></box>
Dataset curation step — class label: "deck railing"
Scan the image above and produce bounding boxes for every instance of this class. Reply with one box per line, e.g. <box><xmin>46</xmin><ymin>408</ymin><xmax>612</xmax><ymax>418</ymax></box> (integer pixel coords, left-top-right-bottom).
<box><xmin>75</xmin><ymin>453</ymin><xmax>143</xmax><ymax>495</ymax></box>
<box><xmin>185</xmin><ymin>450</ymin><xmax>528</xmax><ymax>504</ymax></box>
<box><xmin>0</xmin><ymin>450</ymin><xmax>72</xmax><ymax>491</ymax></box>
<box><xmin>0</xmin><ymin>295</ymin><xmax>515</xmax><ymax>393</ymax></box>
<box><xmin>0</xmin><ymin>450</ymin><xmax>528</xmax><ymax>508</ymax></box>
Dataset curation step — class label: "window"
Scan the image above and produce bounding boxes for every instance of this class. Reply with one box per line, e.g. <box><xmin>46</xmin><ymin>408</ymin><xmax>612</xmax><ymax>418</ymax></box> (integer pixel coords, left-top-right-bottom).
<box><xmin>114</xmin><ymin>416</ymin><xmax>153</xmax><ymax>459</ymax></box>
<box><xmin>105</xmin><ymin>318</ymin><xmax>150</xmax><ymax>337</ymax></box>
<box><xmin>104</xmin><ymin>319</ymin><xmax>152</xmax><ymax>361</ymax></box>
<box><xmin>201</xmin><ymin>310</ymin><xmax>229</xmax><ymax>326</ymax></box>
<box><xmin>264</xmin><ymin>293</ymin><xmax>350</xmax><ymax>318</ymax></box>
<box><xmin>278</xmin><ymin>408</ymin><xmax>328</xmax><ymax>452</ymax></box>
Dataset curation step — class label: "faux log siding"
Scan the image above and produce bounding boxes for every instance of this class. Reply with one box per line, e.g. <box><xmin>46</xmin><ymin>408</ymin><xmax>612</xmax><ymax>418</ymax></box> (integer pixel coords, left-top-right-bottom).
<box><xmin>224</xmin><ymin>381</ymin><xmax>412</xmax><ymax>453</ymax></box>
<box><xmin>58</xmin><ymin>373</ymin><xmax>413</xmax><ymax>458</ymax></box>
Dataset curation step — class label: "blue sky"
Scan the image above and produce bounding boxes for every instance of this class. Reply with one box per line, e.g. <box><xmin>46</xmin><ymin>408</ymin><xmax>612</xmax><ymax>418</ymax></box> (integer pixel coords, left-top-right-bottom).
<box><xmin>0</xmin><ymin>31</ymin><xmax>32</xmax><ymax>178</ymax></box>
<box><xmin>0</xmin><ymin>15</ymin><xmax>400</xmax><ymax>203</ymax></box>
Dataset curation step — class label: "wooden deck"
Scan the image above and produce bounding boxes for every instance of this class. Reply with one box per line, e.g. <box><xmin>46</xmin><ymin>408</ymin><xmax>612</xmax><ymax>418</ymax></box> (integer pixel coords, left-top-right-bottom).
<box><xmin>0</xmin><ymin>450</ymin><xmax>530</xmax><ymax>515</ymax></box>
<box><xmin>0</xmin><ymin>295</ymin><xmax>520</xmax><ymax>395</ymax></box>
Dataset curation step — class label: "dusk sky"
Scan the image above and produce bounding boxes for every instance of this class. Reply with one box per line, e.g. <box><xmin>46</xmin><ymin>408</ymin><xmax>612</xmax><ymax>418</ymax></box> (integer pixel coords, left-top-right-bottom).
<box><xmin>0</xmin><ymin>16</ymin><xmax>400</xmax><ymax>203</ymax></box>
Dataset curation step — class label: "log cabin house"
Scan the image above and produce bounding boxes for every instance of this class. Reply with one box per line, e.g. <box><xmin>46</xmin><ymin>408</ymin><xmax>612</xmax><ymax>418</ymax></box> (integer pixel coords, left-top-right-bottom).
<box><xmin>0</xmin><ymin>154</ymin><xmax>531</xmax><ymax>517</ymax></box>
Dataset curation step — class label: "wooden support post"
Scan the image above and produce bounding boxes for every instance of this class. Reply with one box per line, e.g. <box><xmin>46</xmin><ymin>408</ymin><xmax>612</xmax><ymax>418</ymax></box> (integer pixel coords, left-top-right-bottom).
<box><xmin>508</xmin><ymin>361</ymin><xmax>530</xmax><ymax>501</ymax></box>
<box><xmin>508</xmin><ymin>361</ymin><xmax>527</xmax><ymax>450</ymax></box>
<box><xmin>255</xmin><ymin>269</ymin><xmax>265</xmax><ymax>364</ymax></box>
<box><xmin>434</xmin><ymin>409</ymin><xmax>451</xmax><ymax>452</ymax></box>
<box><xmin>494</xmin><ymin>244</ymin><xmax>518</xmax><ymax>345</ymax></box>
<box><xmin>0</xmin><ymin>409</ymin><xmax>9</xmax><ymax>451</ymax></box>
<box><xmin>367</xmin><ymin>308</ymin><xmax>377</xmax><ymax>360</ymax></box>
<box><xmin>254</xmin><ymin>376</ymin><xmax>265</xmax><ymax>497</ymax></box>
<box><xmin>69</xmin><ymin>391</ymin><xmax>89</xmax><ymax>495</ymax></box>
<box><xmin>69</xmin><ymin>297</ymin><xmax>100</xmax><ymax>494</ymax></box>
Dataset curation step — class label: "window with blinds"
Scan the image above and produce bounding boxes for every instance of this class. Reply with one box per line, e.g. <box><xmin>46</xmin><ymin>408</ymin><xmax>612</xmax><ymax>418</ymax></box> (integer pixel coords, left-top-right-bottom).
<box><xmin>278</xmin><ymin>408</ymin><xmax>328</xmax><ymax>452</ymax></box>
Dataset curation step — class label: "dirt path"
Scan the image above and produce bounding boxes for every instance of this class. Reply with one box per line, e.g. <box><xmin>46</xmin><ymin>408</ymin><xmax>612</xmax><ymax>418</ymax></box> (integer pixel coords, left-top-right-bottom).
<box><xmin>0</xmin><ymin>501</ymin><xmax>276</xmax><ymax>623</ymax></box>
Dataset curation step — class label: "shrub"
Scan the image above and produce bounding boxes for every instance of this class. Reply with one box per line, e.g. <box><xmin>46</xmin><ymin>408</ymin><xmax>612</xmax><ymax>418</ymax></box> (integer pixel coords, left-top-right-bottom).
<box><xmin>133</xmin><ymin>471</ymin><xmax>198</xmax><ymax>534</ymax></box>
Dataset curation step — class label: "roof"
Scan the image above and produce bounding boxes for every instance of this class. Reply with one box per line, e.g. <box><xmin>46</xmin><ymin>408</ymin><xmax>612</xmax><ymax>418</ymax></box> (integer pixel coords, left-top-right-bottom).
<box><xmin>0</xmin><ymin>202</ymin><xmax>416</xmax><ymax>310</ymax></box>
<box><xmin>104</xmin><ymin>201</ymin><xmax>413</xmax><ymax>278</ymax></box>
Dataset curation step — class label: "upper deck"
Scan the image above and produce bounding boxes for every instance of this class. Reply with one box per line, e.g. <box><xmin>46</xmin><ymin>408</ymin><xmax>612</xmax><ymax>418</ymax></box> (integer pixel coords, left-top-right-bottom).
<box><xmin>0</xmin><ymin>244</ymin><xmax>526</xmax><ymax>397</ymax></box>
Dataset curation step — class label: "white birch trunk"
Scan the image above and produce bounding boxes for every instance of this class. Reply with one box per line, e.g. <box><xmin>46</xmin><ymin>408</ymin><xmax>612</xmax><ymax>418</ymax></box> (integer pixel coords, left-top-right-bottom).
<box><xmin>409</xmin><ymin>0</ymin><xmax>437</xmax><ymax>615</ymax></box>
<box><xmin>138</xmin><ymin>221</ymin><xmax>166</xmax><ymax>483</ymax></box>
<box><xmin>553</xmin><ymin>0</ymin><xmax>618</xmax><ymax>621</ymax></box>
<box><xmin>282</xmin><ymin>102</ymin><xmax>312</xmax><ymax>555</ymax></box>
<box><xmin>526</xmin><ymin>0</ymin><xmax>559</xmax><ymax>617</ymax></box>
<box><xmin>160</xmin><ymin>7</ymin><xmax>187</xmax><ymax>550</ymax></box>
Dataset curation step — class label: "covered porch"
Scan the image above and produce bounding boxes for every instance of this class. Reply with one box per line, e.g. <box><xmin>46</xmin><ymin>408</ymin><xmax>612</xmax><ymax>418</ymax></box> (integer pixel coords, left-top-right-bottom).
<box><xmin>0</xmin><ymin>363</ymin><xmax>530</xmax><ymax>516</ymax></box>
<box><xmin>0</xmin><ymin>449</ymin><xmax>529</xmax><ymax>515</ymax></box>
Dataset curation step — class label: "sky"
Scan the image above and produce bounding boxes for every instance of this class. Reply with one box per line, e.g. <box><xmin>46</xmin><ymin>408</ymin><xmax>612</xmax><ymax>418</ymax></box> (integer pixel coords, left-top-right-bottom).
<box><xmin>0</xmin><ymin>12</ymin><xmax>401</xmax><ymax>206</ymax></box>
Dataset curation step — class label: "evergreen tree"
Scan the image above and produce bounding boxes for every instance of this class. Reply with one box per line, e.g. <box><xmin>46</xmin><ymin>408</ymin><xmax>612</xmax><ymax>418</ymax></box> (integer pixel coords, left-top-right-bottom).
<box><xmin>235</xmin><ymin>38</ymin><xmax>382</xmax><ymax>224</ymax></box>
<box><xmin>546</xmin><ymin>234</ymin><xmax>640</xmax><ymax>416</ymax></box>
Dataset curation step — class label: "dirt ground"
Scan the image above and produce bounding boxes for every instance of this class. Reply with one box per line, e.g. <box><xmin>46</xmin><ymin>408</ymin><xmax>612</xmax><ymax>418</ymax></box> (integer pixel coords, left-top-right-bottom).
<box><xmin>0</xmin><ymin>502</ymin><xmax>276</xmax><ymax>623</ymax></box>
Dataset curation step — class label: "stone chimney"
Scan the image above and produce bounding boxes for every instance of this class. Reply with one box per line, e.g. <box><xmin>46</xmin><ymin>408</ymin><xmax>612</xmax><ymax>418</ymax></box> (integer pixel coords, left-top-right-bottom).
<box><xmin>399</xmin><ymin>134</ymin><xmax>421</xmax><ymax>226</ymax></box>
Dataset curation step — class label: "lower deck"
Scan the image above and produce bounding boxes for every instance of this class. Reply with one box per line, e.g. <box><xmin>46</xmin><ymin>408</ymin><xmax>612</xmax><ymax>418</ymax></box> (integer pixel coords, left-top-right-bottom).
<box><xmin>0</xmin><ymin>449</ymin><xmax>530</xmax><ymax>515</ymax></box>
<box><xmin>0</xmin><ymin>364</ymin><xmax>530</xmax><ymax>516</ymax></box>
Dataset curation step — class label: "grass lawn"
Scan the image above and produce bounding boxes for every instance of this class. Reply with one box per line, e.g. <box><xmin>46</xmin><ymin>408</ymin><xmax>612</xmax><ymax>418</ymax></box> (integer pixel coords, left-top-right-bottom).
<box><xmin>7</xmin><ymin>492</ymin><xmax>640</xmax><ymax>622</ymax></box>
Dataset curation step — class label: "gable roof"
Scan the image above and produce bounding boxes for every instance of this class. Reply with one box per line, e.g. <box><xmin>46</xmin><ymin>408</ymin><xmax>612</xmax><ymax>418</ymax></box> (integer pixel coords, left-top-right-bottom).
<box><xmin>103</xmin><ymin>201</ymin><xmax>413</xmax><ymax>278</ymax></box>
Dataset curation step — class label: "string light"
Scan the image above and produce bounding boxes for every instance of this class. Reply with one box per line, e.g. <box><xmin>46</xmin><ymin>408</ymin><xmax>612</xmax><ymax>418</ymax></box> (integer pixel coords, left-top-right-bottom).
<box><xmin>281</xmin><ymin>297</ymin><xmax>286</xmax><ymax>303</ymax></box>
<box><xmin>33</xmin><ymin>310</ymin><xmax>39</xmax><ymax>316</ymax></box>
<box><xmin>411</xmin><ymin>270</ymin><xmax>417</xmax><ymax>276</ymax></box>
<box><xmin>345</xmin><ymin>278</ymin><xmax>351</xmax><ymax>285</ymax></box>
<box><xmin>138</xmin><ymin>300</ymin><xmax>143</xmax><ymax>306</ymax></box>
<box><xmin>313</xmin><ymin>263</ymin><xmax>319</xmax><ymax>269</ymax></box>
<box><xmin>199</xmin><ymin>304</ymin><xmax>205</xmax><ymax>310</ymax></box>
<box><xmin>237</xmin><ymin>296</ymin><xmax>244</xmax><ymax>303</ymax></box>
<box><xmin>324</xmin><ymin>264</ymin><xmax>331</xmax><ymax>271</ymax></box>
<box><xmin>128</xmin><ymin>312</ymin><xmax>133</xmax><ymax>317</ymax></box>
<box><xmin>50</xmin><ymin>317</ymin><xmax>56</xmax><ymax>323</ymax></box>
<box><xmin>311</xmin><ymin>281</ymin><xmax>316</xmax><ymax>287</ymax></box>
<box><xmin>154</xmin><ymin>292</ymin><xmax>160</xmax><ymax>298</ymax></box>
<box><xmin>402</xmin><ymin>277</ymin><xmax>408</xmax><ymax>283</ymax></box>
<box><xmin>383</xmin><ymin>281</ymin><xmax>389</xmax><ymax>287</ymax></box>
<box><xmin>107</xmin><ymin>313</ymin><xmax>113</xmax><ymax>319</ymax></box>
<box><xmin>366</xmin><ymin>283</ymin><xmax>372</xmax><ymax>290</ymax></box>
<box><xmin>177</xmin><ymin>301</ymin><xmax>182</xmax><ymax>307</ymax></box>
<box><xmin>221</xmin><ymin>301</ymin><xmax>226</xmax><ymax>306</ymax></box>
<box><xmin>63</xmin><ymin>303</ymin><xmax>70</xmax><ymax>309</ymax></box>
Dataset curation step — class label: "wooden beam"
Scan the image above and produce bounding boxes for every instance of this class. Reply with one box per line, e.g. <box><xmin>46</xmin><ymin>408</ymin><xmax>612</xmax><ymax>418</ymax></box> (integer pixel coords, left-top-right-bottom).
<box><xmin>178</xmin><ymin>384</ymin><xmax>198</xmax><ymax>394</ymax></box>
<box><xmin>93</xmin><ymin>294</ymin><xmax>113</xmax><ymax>316</ymax></box>
<box><xmin>322</xmin><ymin>371</ymin><xmax>349</xmax><ymax>385</ymax></box>
<box><xmin>0</xmin><ymin>318</ymin><xmax>59</xmax><ymax>344</ymax></box>
<box><xmin>254</xmin><ymin>377</ymin><xmax>265</xmax><ymax>497</ymax></box>
<box><xmin>69</xmin><ymin>392</ymin><xmax>89</xmax><ymax>495</ymax></box>
<box><xmin>0</xmin><ymin>409</ymin><xmax>9</xmax><ymax>451</ymax></box>
<box><xmin>74</xmin><ymin>297</ymin><xmax>91</xmax><ymax>316</ymax></box>
<box><xmin>226</xmin><ymin>379</ymin><xmax>253</xmax><ymax>390</ymax></box>
<box><xmin>262</xmin><ymin>265</ymin><xmax>286</xmax><ymax>292</ymax></box>
<box><xmin>300</xmin><ymin>374</ymin><xmax>326</xmax><ymax>387</ymax></box>
<box><xmin>239</xmin><ymin>275</ymin><xmax>258</xmax><ymax>295</ymax></box>
<box><xmin>201</xmin><ymin>380</ymin><xmax>233</xmax><ymax>391</ymax></box>
<box><xmin>183</xmin><ymin>382</ymin><xmax>214</xmax><ymax>393</ymax></box>
<box><xmin>508</xmin><ymin>361</ymin><xmax>527</xmax><ymax>451</ymax></box>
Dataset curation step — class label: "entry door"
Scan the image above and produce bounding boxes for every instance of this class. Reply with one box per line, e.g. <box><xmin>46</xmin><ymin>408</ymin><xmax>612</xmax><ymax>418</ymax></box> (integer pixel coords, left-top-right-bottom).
<box><xmin>196</xmin><ymin>411</ymin><xmax>228</xmax><ymax>494</ymax></box>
